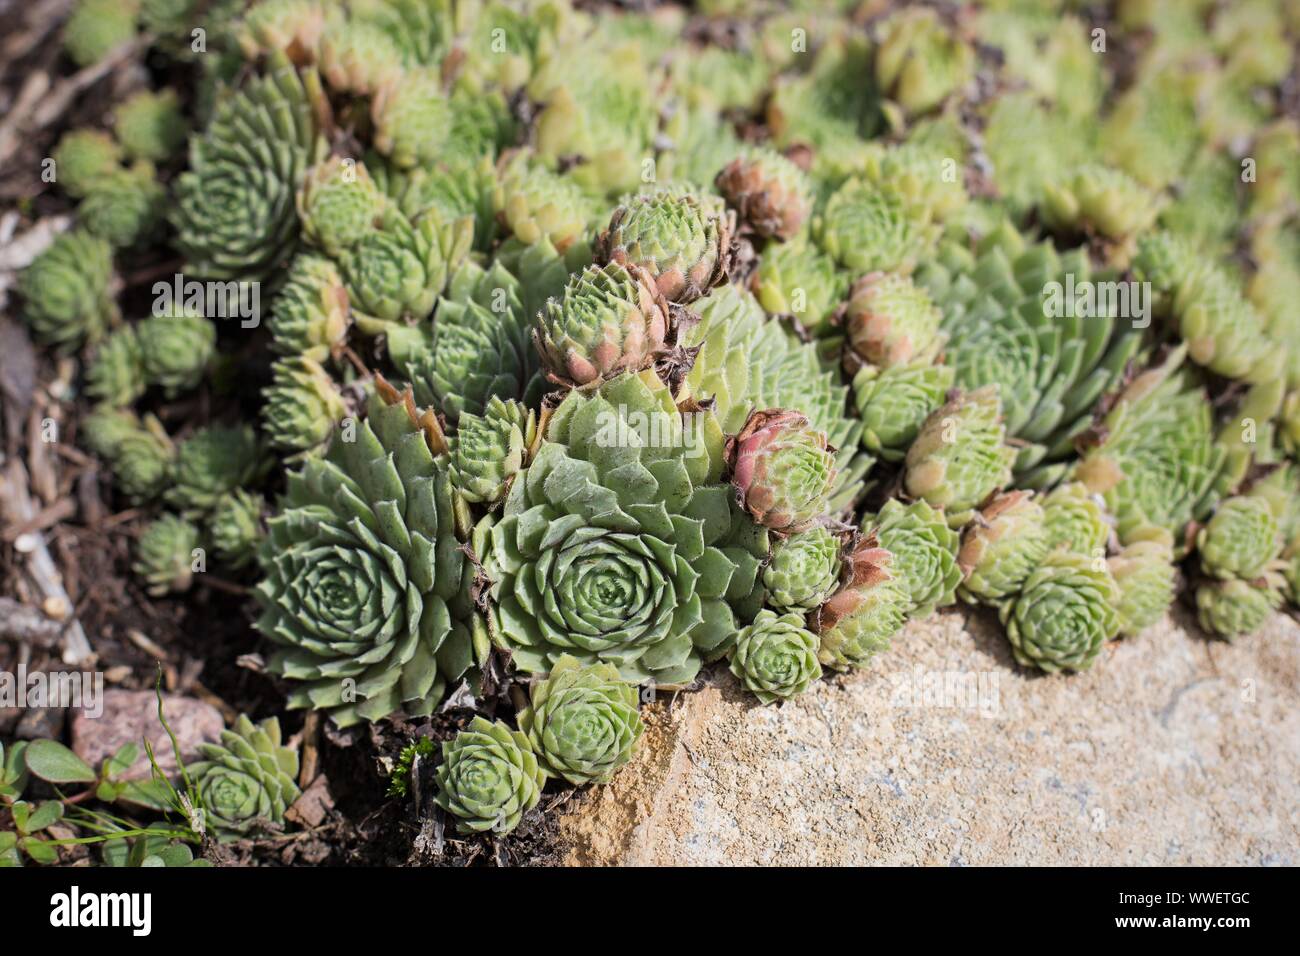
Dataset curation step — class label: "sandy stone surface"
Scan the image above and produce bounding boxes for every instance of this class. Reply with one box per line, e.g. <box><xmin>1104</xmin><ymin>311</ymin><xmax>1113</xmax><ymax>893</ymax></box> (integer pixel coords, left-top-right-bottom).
<box><xmin>556</xmin><ymin>606</ymin><xmax>1300</xmax><ymax>865</ymax></box>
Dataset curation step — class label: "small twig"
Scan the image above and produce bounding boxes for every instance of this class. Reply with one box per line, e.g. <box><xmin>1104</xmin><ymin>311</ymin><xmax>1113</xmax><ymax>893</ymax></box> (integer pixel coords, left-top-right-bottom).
<box><xmin>0</xmin><ymin>597</ymin><xmax>64</xmax><ymax>645</ymax></box>
<box><xmin>0</xmin><ymin>459</ymin><xmax>92</xmax><ymax>663</ymax></box>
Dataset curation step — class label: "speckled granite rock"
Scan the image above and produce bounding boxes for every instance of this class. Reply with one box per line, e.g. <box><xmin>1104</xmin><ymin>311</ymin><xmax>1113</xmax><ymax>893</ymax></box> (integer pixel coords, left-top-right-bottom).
<box><xmin>557</xmin><ymin>608</ymin><xmax>1300</xmax><ymax>865</ymax></box>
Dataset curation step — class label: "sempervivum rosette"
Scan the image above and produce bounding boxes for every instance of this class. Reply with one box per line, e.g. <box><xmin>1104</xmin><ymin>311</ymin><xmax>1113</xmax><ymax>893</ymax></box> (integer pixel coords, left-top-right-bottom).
<box><xmin>433</xmin><ymin>717</ymin><xmax>545</xmax><ymax>835</ymax></box>
<box><xmin>261</xmin><ymin>356</ymin><xmax>347</xmax><ymax>458</ymax></box>
<box><xmin>853</xmin><ymin>362</ymin><xmax>955</xmax><ymax>463</ymax></box>
<box><xmin>916</xmin><ymin>228</ymin><xmax>1145</xmax><ymax>485</ymax></box>
<box><xmin>80</xmin><ymin>163</ymin><xmax>166</xmax><ymax>249</ymax></box>
<box><xmin>844</xmin><ymin>271</ymin><xmax>945</xmax><ymax>368</ymax></box>
<box><xmin>296</xmin><ymin>156</ymin><xmax>388</xmax><ymax>258</ymax></box>
<box><xmin>138</xmin><ymin>309</ymin><xmax>216</xmax><ymax>396</ymax></box>
<box><xmin>482</xmin><ymin>370</ymin><xmax>767</xmax><ymax>685</ymax></box>
<box><xmin>52</xmin><ymin>129</ymin><xmax>122</xmax><ymax>198</ymax></box>
<box><xmin>535</xmin><ymin>261</ymin><xmax>670</xmax><ymax>388</ymax></box>
<box><xmin>189</xmin><ymin>715</ymin><xmax>300</xmax><ymax>842</ymax></box>
<box><xmin>957</xmin><ymin>491</ymin><xmax>1050</xmax><ymax>604</ymax></box>
<box><xmin>255</xmin><ymin>378</ymin><xmax>477</xmax><ymax>727</ymax></box>
<box><xmin>762</xmin><ymin>526</ymin><xmax>842</xmax><ymax>611</ymax></box>
<box><xmin>133</xmin><ymin>514</ymin><xmax>198</xmax><ymax>597</ymax></box>
<box><xmin>371</xmin><ymin>69</ymin><xmax>452</xmax><ymax>169</ymax></box>
<box><xmin>19</xmin><ymin>229</ymin><xmax>118</xmax><ymax>351</ymax></box>
<box><xmin>904</xmin><ymin>386</ymin><xmax>1016</xmax><ymax>527</ymax></box>
<box><xmin>1040</xmin><ymin>163</ymin><xmax>1164</xmax><ymax>247</ymax></box>
<box><xmin>815</xmin><ymin>177</ymin><xmax>938</xmax><ymax>275</ymax></box>
<box><xmin>1196</xmin><ymin>576</ymin><xmax>1284</xmax><ymax>641</ymax></box>
<box><xmin>1000</xmin><ymin>552</ymin><xmax>1120</xmax><ymax>673</ymax></box>
<box><xmin>729</xmin><ymin>609</ymin><xmax>823</xmax><ymax>704</ymax></box>
<box><xmin>682</xmin><ymin>285</ymin><xmax>872</xmax><ymax>513</ymax></box>
<box><xmin>752</xmin><ymin>238</ymin><xmax>846</xmax><ymax>334</ymax></box>
<box><xmin>1196</xmin><ymin>496</ymin><xmax>1282</xmax><ymax>580</ymax></box>
<box><xmin>595</xmin><ymin>190</ymin><xmax>733</xmax><ymax>303</ymax></box>
<box><xmin>518</xmin><ymin>655</ymin><xmax>644</xmax><ymax>785</ymax></box>
<box><xmin>210</xmin><ymin>490</ymin><xmax>266</xmax><ymax>571</ymax></box>
<box><xmin>728</xmin><ymin>409</ymin><xmax>837</xmax><ymax>534</ymax></box>
<box><xmin>811</xmin><ymin>537</ymin><xmax>909</xmax><ymax>672</ymax></box>
<box><xmin>874</xmin><ymin>7</ymin><xmax>975</xmax><ymax>117</ymax></box>
<box><xmin>341</xmin><ymin>206</ymin><xmax>473</xmax><ymax>333</ymax></box>
<box><xmin>493</xmin><ymin>152</ymin><xmax>593</xmax><ymax>252</ymax></box>
<box><xmin>715</xmin><ymin>147</ymin><xmax>814</xmax><ymax>240</ymax></box>
<box><xmin>168</xmin><ymin>425</ymin><xmax>264</xmax><ymax>516</ymax></box>
<box><xmin>388</xmin><ymin>260</ymin><xmax>544</xmax><ymax>423</ymax></box>
<box><xmin>866</xmin><ymin>499</ymin><xmax>961</xmax><ymax>618</ymax></box>
<box><xmin>1042</xmin><ymin>482</ymin><xmax>1112</xmax><ymax>557</ymax></box>
<box><xmin>1074</xmin><ymin>346</ymin><xmax>1227</xmax><ymax>547</ymax></box>
<box><xmin>449</xmin><ymin>397</ymin><xmax>536</xmax><ymax>505</ymax></box>
<box><xmin>172</xmin><ymin>52</ymin><xmax>327</xmax><ymax>280</ymax></box>
<box><xmin>86</xmin><ymin>327</ymin><xmax>146</xmax><ymax>407</ymax></box>
<box><xmin>266</xmin><ymin>253</ymin><xmax>350</xmax><ymax>361</ymax></box>
<box><xmin>1109</xmin><ymin>527</ymin><xmax>1178</xmax><ymax>637</ymax></box>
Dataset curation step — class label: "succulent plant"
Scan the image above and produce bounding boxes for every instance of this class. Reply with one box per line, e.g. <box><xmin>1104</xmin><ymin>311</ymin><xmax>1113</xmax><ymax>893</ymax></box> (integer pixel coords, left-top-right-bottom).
<box><xmin>682</xmin><ymin>284</ymin><xmax>871</xmax><ymax>514</ymax></box>
<box><xmin>52</xmin><ymin>129</ymin><xmax>122</xmax><ymax>198</ymax></box>
<box><xmin>19</xmin><ymin>230</ymin><xmax>117</xmax><ymax>350</ymax></box>
<box><xmin>1148</xmin><ymin>247</ymin><xmax>1276</xmax><ymax>383</ymax></box>
<box><xmin>172</xmin><ymin>53</ymin><xmax>327</xmax><ymax>280</ymax></box>
<box><xmin>853</xmin><ymin>361</ymin><xmax>955</xmax><ymax>463</ymax></box>
<box><xmin>752</xmin><ymin>237</ymin><xmax>846</xmax><ymax>334</ymax></box>
<box><xmin>811</xmin><ymin>539</ymin><xmax>909</xmax><ymax>672</ymax></box>
<box><xmin>137</xmin><ymin>309</ymin><xmax>216</xmax><ymax>395</ymax></box>
<box><xmin>1196</xmin><ymin>496</ymin><xmax>1281</xmax><ymax>580</ymax></box>
<box><xmin>235</xmin><ymin>0</ymin><xmax>329</xmax><ymax>61</ymax></box>
<box><xmin>389</xmin><ymin>261</ymin><xmax>545</xmax><ymax>423</ymax></box>
<box><xmin>1040</xmin><ymin>164</ymin><xmax>1164</xmax><ymax>246</ymax></box>
<box><xmin>595</xmin><ymin>192</ymin><xmax>732</xmax><ymax>303</ymax></box>
<box><xmin>958</xmin><ymin>491</ymin><xmax>1051</xmax><ymax>604</ymax></box>
<box><xmin>190</xmin><ymin>715</ymin><xmax>300</xmax><ymax>841</ymax></box>
<box><xmin>535</xmin><ymin>261</ymin><xmax>669</xmax><ymax>388</ymax></box>
<box><xmin>904</xmin><ymin>386</ymin><xmax>1016</xmax><ymax>527</ymax></box>
<box><xmin>1074</xmin><ymin>347</ymin><xmax>1227</xmax><ymax>546</ymax></box>
<box><xmin>493</xmin><ymin>153</ymin><xmax>593</xmax><ymax>252</ymax></box>
<box><xmin>81</xmin><ymin>405</ymin><xmax>143</xmax><ymax>460</ymax></box>
<box><xmin>341</xmin><ymin>208</ymin><xmax>472</xmax><ymax>332</ymax></box>
<box><xmin>816</xmin><ymin>177</ymin><xmax>937</xmax><ymax>274</ymax></box>
<box><xmin>1000</xmin><ymin>551</ymin><xmax>1120</xmax><ymax>673</ymax></box>
<box><xmin>845</xmin><ymin>272</ymin><xmax>945</xmax><ymax>369</ymax></box>
<box><xmin>518</xmin><ymin>655</ymin><xmax>643</xmax><ymax>784</ymax></box>
<box><xmin>81</xmin><ymin>163</ymin><xmax>166</xmax><ymax>248</ymax></box>
<box><xmin>483</xmin><ymin>370</ymin><xmax>766</xmax><ymax>685</ymax></box>
<box><xmin>114</xmin><ymin>420</ymin><xmax>176</xmax><ymax>504</ymax></box>
<box><xmin>297</xmin><ymin>157</ymin><xmax>388</xmax><ymax>258</ymax></box>
<box><xmin>1196</xmin><ymin>575</ymin><xmax>1284</xmax><ymax>641</ymax></box>
<box><xmin>1109</xmin><ymin>527</ymin><xmax>1178</xmax><ymax>637</ymax></box>
<box><xmin>450</xmin><ymin>397</ymin><xmax>536</xmax><ymax>505</ymax></box>
<box><xmin>729</xmin><ymin>609</ymin><xmax>823</xmax><ymax>704</ymax></box>
<box><xmin>874</xmin><ymin>8</ymin><xmax>975</xmax><ymax>117</ymax></box>
<box><xmin>371</xmin><ymin>69</ymin><xmax>452</xmax><ymax>169</ymax></box>
<box><xmin>1042</xmin><ymin>482</ymin><xmax>1112</xmax><ymax>557</ymax></box>
<box><xmin>433</xmin><ymin>717</ymin><xmax>545</xmax><ymax>835</ymax></box>
<box><xmin>267</xmin><ymin>254</ymin><xmax>350</xmax><ymax>361</ymax></box>
<box><xmin>318</xmin><ymin>18</ymin><xmax>404</xmax><ymax>95</ymax></box>
<box><xmin>209</xmin><ymin>489</ymin><xmax>265</xmax><ymax>571</ymax></box>
<box><xmin>917</xmin><ymin>228</ymin><xmax>1146</xmax><ymax>484</ymax></box>
<box><xmin>85</xmin><ymin>327</ymin><xmax>146</xmax><ymax>407</ymax></box>
<box><xmin>114</xmin><ymin>89</ymin><xmax>188</xmax><ymax>162</ymax></box>
<box><xmin>133</xmin><ymin>515</ymin><xmax>199</xmax><ymax>597</ymax></box>
<box><xmin>762</xmin><ymin>526</ymin><xmax>842</xmax><ymax>612</ymax></box>
<box><xmin>866</xmin><ymin>499</ymin><xmax>961</xmax><ymax>618</ymax></box>
<box><xmin>715</xmin><ymin>148</ymin><xmax>813</xmax><ymax>240</ymax></box>
<box><xmin>255</xmin><ymin>381</ymin><xmax>475</xmax><ymax>726</ymax></box>
<box><xmin>729</xmin><ymin>409</ymin><xmax>836</xmax><ymax>534</ymax></box>
<box><xmin>262</xmin><ymin>356</ymin><xmax>347</xmax><ymax>458</ymax></box>
<box><xmin>168</xmin><ymin>425</ymin><xmax>263</xmax><ymax>515</ymax></box>
<box><xmin>64</xmin><ymin>0</ymin><xmax>139</xmax><ymax>67</ymax></box>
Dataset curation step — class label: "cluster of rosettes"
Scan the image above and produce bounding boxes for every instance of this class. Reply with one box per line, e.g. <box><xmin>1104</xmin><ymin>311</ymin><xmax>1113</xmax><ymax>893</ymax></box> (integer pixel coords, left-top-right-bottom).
<box><xmin>21</xmin><ymin>0</ymin><xmax>1300</xmax><ymax>849</ymax></box>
